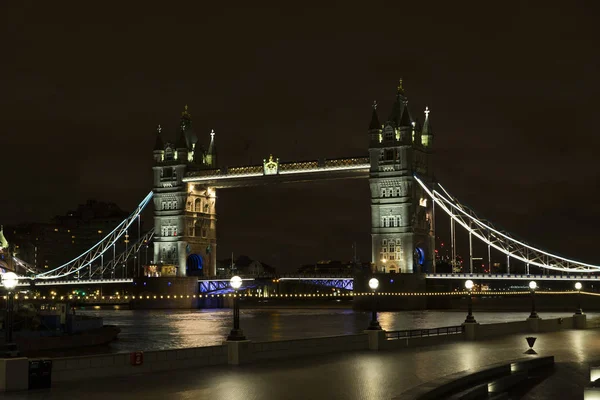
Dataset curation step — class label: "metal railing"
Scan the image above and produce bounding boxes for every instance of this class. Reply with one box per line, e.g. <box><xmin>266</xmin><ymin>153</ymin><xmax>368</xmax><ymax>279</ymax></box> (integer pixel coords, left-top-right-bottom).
<box><xmin>386</xmin><ymin>325</ymin><xmax>464</xmax><ymax>340</ymax></box>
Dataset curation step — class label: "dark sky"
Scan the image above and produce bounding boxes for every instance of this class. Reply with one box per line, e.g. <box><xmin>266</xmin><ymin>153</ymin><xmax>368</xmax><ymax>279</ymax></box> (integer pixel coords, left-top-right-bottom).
<box><xmin>2</xmin><ymin>1</ymin><xmax>599</xmax><ymax>271</ymax></box>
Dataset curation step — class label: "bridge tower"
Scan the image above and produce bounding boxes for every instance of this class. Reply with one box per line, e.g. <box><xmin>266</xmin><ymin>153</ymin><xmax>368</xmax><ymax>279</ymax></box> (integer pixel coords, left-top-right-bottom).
<box><xmin>152</xmin><ymin>106</ymin><xmax>217</xmax><ymax>277</ymax></box>
<box><xmin>368</xmin><ymin>80</ymin><xmax>435</xmax><ymax>273</ymax></box>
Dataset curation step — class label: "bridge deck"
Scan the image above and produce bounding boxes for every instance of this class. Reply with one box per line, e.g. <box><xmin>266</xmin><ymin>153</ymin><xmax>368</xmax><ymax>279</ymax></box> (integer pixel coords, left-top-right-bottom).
<box><xmin>425</xmin><ymin>273</ymin><xmax>600</xmax><ymax>281</ymax></box>
<box><xmin>183</xmin><ymin>157</ymin><xmax>369</xmax><ymax>188</ymax></box>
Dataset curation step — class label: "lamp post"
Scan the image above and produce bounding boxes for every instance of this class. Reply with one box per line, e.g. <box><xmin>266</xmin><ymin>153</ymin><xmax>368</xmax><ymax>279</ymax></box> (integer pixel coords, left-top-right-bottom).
<box><xmin>529</xmin><ymin>281</ymin><xmax>538</xmax><ymax>319</ymax></box>
<box><xmin>464</xmin><ymin>280</ymin><xmax>476</xmax><ymax>323</ymax></box>
<box><xmin>2</xmin><ymin>272</ymin><xmax>18</xmax><ymax>348</ymax></box>
<box><xmin>227</xmin><ymin>275</ymin><xmax>246</xmax><ymax>341</ymax></box>
<box><xmin>367</xmin><ymin>277</ymin><xmax>381</xmax><ymax>330</ymax></box>
<box><xmin>575</xmin><ymin>282</ymin><xmax>583</xmax><ymax>315</ymax></box>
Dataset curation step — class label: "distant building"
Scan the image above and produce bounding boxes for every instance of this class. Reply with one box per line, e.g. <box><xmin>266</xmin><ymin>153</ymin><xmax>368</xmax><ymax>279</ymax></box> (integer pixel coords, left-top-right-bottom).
<box><xmin>216</xmin><ymin>255</ymin><xmax>275</xmax><ymax>276</ymax></box>
<box><xmin>5</xmin><ymin>200</ymin><xmax>138</xmax><ymax>271</ymax></box>
<box><xmin>298</xmin><ymin>260</ymin><xmax>369</xmax><ymax>274</ymax></box>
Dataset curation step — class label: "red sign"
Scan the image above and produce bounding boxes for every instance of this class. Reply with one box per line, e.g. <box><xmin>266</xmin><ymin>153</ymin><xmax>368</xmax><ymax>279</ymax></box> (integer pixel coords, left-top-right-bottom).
<box><xmin>130</xmin><ymin>351</ymin><xmax>143</xmax><ymax>366</ymax></box>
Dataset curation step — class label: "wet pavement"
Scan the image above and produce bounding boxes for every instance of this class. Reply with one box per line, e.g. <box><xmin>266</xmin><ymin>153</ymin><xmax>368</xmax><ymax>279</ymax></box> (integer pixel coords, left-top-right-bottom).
<box><xmin>2</xmin><ymin>329</ymin><xmax>599</xmax><ymax>399</ymax></box>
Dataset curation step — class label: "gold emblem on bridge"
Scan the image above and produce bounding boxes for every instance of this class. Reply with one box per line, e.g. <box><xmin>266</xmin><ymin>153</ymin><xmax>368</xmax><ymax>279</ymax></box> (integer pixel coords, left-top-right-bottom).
<box><xmin>263</xmin><ymin>154</ymin><xmax>279</xmax><ymax>175</ymax></box>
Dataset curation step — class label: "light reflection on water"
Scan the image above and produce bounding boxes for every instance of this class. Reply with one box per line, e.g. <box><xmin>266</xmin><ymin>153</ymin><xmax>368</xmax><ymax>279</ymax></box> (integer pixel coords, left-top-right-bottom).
<box><xmin>74</xmin><ymin>308</ymin><xmax>593</xmax><ymax>354</ymax></box>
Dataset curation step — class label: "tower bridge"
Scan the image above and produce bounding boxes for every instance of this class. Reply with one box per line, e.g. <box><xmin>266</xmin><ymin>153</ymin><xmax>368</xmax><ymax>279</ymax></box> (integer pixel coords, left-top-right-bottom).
<box><xmin>3</xmin><ymin>80</ymin><xmax>600</xmax><ymax>287</ymax></box>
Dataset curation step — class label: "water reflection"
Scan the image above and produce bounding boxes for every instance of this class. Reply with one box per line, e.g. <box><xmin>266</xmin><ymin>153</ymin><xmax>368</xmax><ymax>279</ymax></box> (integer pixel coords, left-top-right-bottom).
<box><xmin>72</xmin><ymin>308</ymin><xmax>590</xmax><ymax>354</ymax></box>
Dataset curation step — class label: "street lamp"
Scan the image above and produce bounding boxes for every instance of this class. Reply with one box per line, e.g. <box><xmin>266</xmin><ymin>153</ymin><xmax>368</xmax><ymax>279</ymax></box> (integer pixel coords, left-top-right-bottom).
<box><xmin>2</xmin><ymin>272</ymin><xmax>18</xmax><ymax>353</ymax></box>
<box><xmin>227</xmin><ymin>275</ymin><xmax>246</xmax><ymax>341</ymax></box>
<box><xmin>367</xmin><ymin>278</ymin><xmax>381</xmax><ymax>330</ymax></box>
<box><xmin>575</xmin><ymin>282</ymin><xmax>583</xmax><ymax>315</ymax></box>
<box><xmin>464</xmin><ymin>280</ymin><xmax>476</xmax><ymax>323</ymax></box>
<box><xmin>528</xmin><ymin>281</ymin><xmax>538</xmax><ymax>319</ymax></box>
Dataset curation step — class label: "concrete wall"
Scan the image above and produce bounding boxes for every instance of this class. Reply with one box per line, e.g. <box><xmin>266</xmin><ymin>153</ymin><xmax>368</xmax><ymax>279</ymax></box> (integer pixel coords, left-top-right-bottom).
<box><xmin>477</xmin><ymin>316</ymin><xmax>586</xmax><ymax>338</ymax></box>
<box><xmin>50</xmin><ymin>345</ymin><xmax>227</xmax><ymax>382</ymax></box>
<box><xmin>250</xmin><ymin>334</ymin><xmax>368</xmax><ymax>361</ymax></box>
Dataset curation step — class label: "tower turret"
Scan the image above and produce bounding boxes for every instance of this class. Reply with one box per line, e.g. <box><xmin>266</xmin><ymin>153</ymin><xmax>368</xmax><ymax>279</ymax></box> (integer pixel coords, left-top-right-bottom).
<box><xmin>0</xmin><ymin>225</ymin><xmax>8</xmax><ymax>251</ymax></box>
<box><xmin>153</xmin><ymin>125</ymin><xmax>165</xmax><ymax>162</ymax></box>
<box><xmin>398</xmin><ymin>104</ymin><xmax>412</xmax><ymax>144</ymax></box>
<box><xmin>180</xmin><ymin>105</ymin><xmax>197</xmax><ymax>161</ymax></box>
<box><xmin>368</xmin><ymin>101</ymin><xmax>381</xmax><ymax>145</ymax></box>
<box><xmin>194</xmin><ymin>142</ymin><xmax>207</xmax><ymax>166</ymax></box>
<box><xmin>206</xmin><ymin>129</ymin><xmax>217</xmax><ymax>168</ymax></box>
<box><xmin>176</xmin><ymin>124</ymin><xmax>188</xmax><ymax>162</ymax></box>
<box><xmin>421</xmin><ymin>107</ymin><xmax>433</xmax><ymax>148</ymax></box>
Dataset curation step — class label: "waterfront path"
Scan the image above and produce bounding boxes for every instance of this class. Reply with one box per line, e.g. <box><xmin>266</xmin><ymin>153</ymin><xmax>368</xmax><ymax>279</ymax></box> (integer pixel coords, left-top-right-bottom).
<box><xmin>2</xmin><ymin>329</ymin><xmax>598</xmax><ymax>400</ymax></box>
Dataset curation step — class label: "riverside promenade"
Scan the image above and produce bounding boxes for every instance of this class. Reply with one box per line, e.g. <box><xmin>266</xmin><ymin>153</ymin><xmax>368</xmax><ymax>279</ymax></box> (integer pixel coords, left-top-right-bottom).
<box><xmin>1</xmin><ymin>329</ymin><xmax>598</xmax><ymax>400</ymax></box>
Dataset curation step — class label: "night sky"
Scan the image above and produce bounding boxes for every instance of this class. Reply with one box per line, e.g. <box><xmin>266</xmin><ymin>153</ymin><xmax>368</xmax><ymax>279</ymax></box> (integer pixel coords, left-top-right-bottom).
<box><xmin>2</xmin><ymin>2</ymin><xmax>599</xmax><ymax>271</ymax></box>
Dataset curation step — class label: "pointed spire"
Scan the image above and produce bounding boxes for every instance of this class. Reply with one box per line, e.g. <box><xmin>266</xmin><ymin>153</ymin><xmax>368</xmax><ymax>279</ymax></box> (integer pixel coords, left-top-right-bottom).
<box><xmin>180</xmin><ymin>104</ymin><xmax>192</xmax><ymax>134</ymax></box>
<box><xmin>207</xmin><ymin>129</ymin><xmax>216</xmax><ymax>154</ymax></box>
<box><xmin>369</xmin><ymin>101</ymin><xmax>380</xmax><ymax>130</ymax></box>
<box><xmin>176</xmin><ymin>124</ymin><xmax>188</xmax><ymax>149</ymax></box>
<box><xmin>399</xmin><ymin>102</ymin><xmax>412</xmax><ymax>127</ymax></box>
<box><xmin>421</xmin><ymin>106</ymin><xmax>432</xmax><ymax>136</ymax></box>
<box><xmin>194</xmin><ymin>142</ymin><xmax>206</xmax><ymax>165</ymax></box>
<box><xmin>153</xmin><ymin>124</ymin><xmax>164</xmax><ymax>151</ymax></box>
<box><xmin>206</xmin><ymin>129</ymin><xmax>217</xmax><ymax>168</ymax></box>
<box><xmin>397</xmin><ymin>78</ymin><xmax>405</xmax><ymax>95</ymax></box>
<box><xmin>0</xmin><ymin>225</ymin><xmax>8</xmax><ymax>250</ymax></box>
<box><xmin>388</xmin><ymin>78</ymin><xmax>408</xmax><ymax>126</ymax></box>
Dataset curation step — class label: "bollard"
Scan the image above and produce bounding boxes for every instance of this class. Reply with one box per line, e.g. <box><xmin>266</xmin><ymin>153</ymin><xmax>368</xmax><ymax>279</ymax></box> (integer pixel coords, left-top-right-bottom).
<box><xmin>524</xmin><ymin>336</ymin><xmax>537</xmax><ymax>354</ymax></box>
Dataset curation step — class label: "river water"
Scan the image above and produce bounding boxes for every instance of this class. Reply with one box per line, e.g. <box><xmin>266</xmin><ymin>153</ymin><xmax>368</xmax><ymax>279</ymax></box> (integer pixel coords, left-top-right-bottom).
<box><xmin>69</xmin><ymin>307</ymin><xmax>594</xmax><ymax>355</ymax></box>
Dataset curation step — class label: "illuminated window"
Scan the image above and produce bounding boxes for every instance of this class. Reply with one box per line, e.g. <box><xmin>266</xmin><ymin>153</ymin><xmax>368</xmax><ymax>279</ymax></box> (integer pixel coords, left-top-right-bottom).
<box><xmin>54</xmin><ymin>228</ymin><xmax>58</xmax><ymax>232</ymax></box>
<box><xmin>71</xmin><ymin>235</ymin><xmax>76</xmax><ymax>239</ymax></box>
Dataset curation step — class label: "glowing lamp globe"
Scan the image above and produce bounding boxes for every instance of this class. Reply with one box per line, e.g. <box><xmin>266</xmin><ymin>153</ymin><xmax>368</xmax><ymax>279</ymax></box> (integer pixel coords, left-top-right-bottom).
<box><xmin>230</xmin><ymin>275</ymin><xmax>242</xmax><ymax>290</ymax></box>
<box><xmin>575</xmin><ymin>282</ymin><xmax>582</xmax><ymax>291</ymax></box>
<box><xmin>1</xmin><ymin>272</ymin><xmax>18</xmax><ymax>290</ymax></box>
<box><xmin>368</xmin><ymin>278</ymin><xmax>379</xmax><ymax>290</ymax></box>
<box><xmin>465</xmin><ymin>280</ymin><xmax>474</xmax><ymax>290</ymax></box>
<box><xmin>529</xmin><ymin>281</ymin><xmax>537</xmax><ymax>290</ymax></box>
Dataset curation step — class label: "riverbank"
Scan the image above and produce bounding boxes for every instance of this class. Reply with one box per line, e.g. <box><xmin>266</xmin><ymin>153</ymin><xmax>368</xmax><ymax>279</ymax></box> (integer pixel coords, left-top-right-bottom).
<box><xmin>4</xmin><ymin>323</ymin><xmax>599</xmax><ymax>398</ymax></box>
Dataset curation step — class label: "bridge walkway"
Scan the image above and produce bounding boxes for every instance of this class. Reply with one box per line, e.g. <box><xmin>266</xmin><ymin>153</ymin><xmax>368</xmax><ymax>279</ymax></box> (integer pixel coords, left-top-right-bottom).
<box><xmin>2</xmin><ymin>329</ymin><xmax>596</xmax><ymax>399</ymax></box>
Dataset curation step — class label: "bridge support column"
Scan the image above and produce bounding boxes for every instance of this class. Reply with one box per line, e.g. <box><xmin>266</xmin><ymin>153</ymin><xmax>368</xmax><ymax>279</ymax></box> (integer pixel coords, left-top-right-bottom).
<box><xmin>364</xmin><ymin>329</ymin><xmax>386</xmax><ymax>351</ymax></box>
<box><xmin>226</xmin><ymin>340</ymin><xmax>251</xmax><ymax>365</ymax></box>
<box><xmin>527</xmin><ymin>317</ymin><xmax>540</xmax><ymax>332</ymax></box>
<box><xmin>574</xmin><ymin>313</ymin><xmax>587</xmax><ymax>329</ymax></box>
<box><xmin>462</xmin><ymin>322</ymin><xmax>479</xmax><ymax>341</ymax></box>
<box><xmin>0</xmin><ymin>357</ymin><xmax>28</xmax><ymax>392</ymax></box>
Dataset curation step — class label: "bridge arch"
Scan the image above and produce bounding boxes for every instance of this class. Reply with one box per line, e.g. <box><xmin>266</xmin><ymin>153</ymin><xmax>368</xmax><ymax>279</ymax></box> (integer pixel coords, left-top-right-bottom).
<box><xmin>186</xmin><ymin>254</ymin><xmax>204</xmax><ymax>275</ymax></box>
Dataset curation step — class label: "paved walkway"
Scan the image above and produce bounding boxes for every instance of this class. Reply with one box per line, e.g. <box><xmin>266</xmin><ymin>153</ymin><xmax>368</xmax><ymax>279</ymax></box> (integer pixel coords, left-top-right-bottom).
<box><xmin>2</xmin><ymin>330</ymin><xmax>599</xmax><ymax>400</ymax></box>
